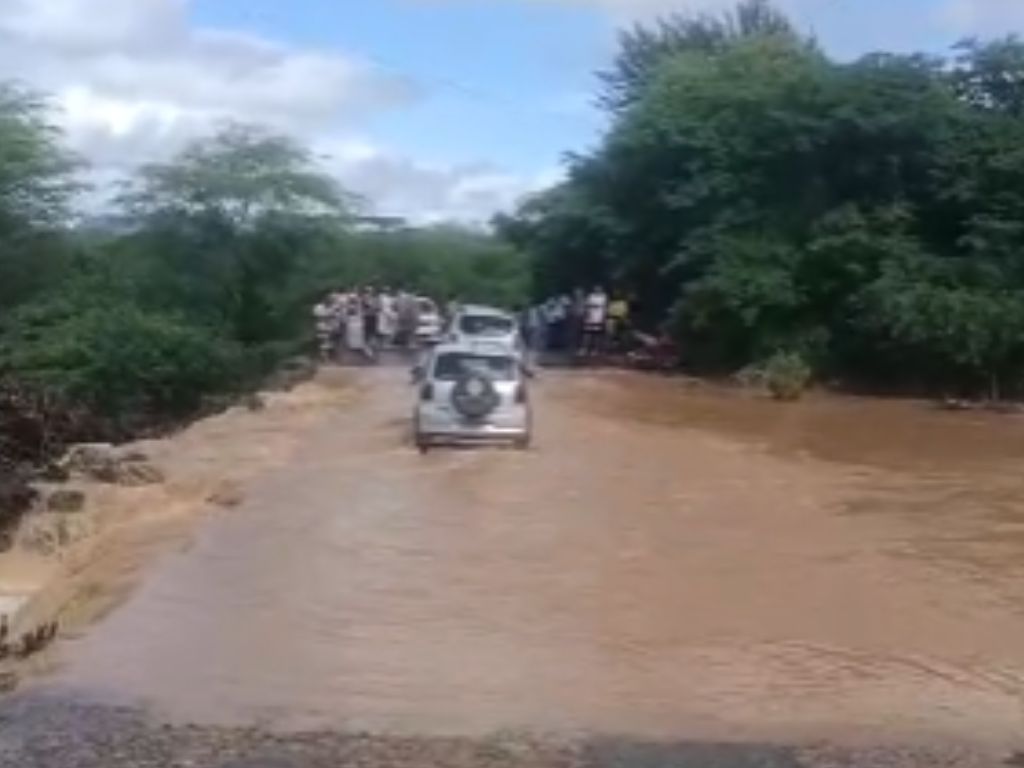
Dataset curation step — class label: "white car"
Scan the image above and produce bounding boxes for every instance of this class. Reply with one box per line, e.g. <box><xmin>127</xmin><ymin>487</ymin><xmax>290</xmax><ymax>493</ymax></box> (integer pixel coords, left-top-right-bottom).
<box><xmin>415</xmin><ymin>297</ymin><xmax>443</xmax><ymax>345</ymax></box>
<box><xmin>448</xmin><ymin>305</ymin><xmax>522</xmax><ymax>353</ymax></box>
<box><xmin>413</xmin><ymin>342</ymin><xmax>532</xmax><ymax>452</ymax></box>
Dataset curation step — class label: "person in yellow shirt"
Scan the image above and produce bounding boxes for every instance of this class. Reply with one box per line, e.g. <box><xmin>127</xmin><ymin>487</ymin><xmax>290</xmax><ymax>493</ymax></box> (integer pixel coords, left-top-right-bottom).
<box><xmin>607</xmin><ymin>293</ymin><xmax>630</xmax><ymax>351</ymax></box>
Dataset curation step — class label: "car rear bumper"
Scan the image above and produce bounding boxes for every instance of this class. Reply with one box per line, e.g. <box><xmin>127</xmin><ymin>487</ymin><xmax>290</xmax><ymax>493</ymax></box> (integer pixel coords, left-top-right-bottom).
<box><xmin>416</xmin><ymin>405</ymin><xmax>530</xmax><ymax>440</ymax></box>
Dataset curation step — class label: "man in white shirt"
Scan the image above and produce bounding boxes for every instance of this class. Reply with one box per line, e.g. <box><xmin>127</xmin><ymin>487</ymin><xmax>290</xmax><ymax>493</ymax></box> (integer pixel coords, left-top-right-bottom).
<box><xmin>313</xmin><ymin>295</ymin><xmax>340</xmax><ymax>360</ymax></box>
<box><xmin>582</xmin><ymin>286</ymin><xmax>608</xmax><ymax>356</ymax></box>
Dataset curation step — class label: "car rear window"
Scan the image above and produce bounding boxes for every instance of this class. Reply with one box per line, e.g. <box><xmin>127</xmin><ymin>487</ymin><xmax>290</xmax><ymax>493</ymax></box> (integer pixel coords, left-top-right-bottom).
<box><xmin>458</xmin><ymin>314</ymin><xmax>515</xmax><ymax>337</ymax></box>
<box><xmin>433</xmin><ymin>353</ymin><xmax>517</xmax><ymax>382</ymax></box>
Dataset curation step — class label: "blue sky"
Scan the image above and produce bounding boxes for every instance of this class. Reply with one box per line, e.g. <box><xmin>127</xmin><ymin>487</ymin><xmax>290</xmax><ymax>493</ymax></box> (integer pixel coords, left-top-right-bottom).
<box><xmin>192</xmin><ymin>0</ymin><xmax>611</xmax><ymax>171</ymax></box>
<box><xmin>186</xmin><ymin>0</ymin><xmax>1018</xmax><ymax>216</ymax></box>
<box><xmin>1</xmin><ymin>0</ymin><xmax>1020</xmax><ymax>222</ymax></box>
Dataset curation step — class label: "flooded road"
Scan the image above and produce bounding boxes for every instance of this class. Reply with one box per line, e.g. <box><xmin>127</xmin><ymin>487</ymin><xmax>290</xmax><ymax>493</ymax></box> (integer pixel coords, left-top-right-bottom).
<box><xmin>30</xmin><ymin>369</ymin><xmax>1024</xmax><ymax>747</ymax></box>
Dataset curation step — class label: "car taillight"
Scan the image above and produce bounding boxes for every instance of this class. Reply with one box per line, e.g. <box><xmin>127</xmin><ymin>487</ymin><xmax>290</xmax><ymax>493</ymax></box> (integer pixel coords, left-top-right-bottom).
<box><xmin>515</xmin><ymin>384</ymin><xmax>527</xmax><ymax>404</ymax></box>
<box><xmin>420</xmin><ymin>383</ymin><xmax>434</xmax><ymax>401</ymax></box>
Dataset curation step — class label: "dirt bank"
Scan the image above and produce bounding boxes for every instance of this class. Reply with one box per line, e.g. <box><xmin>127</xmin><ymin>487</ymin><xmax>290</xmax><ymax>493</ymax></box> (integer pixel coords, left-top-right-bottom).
<box><xmin>0</xmin><ymin>370</ymin><xmax>358</xmax><ymax>683</ymax></box>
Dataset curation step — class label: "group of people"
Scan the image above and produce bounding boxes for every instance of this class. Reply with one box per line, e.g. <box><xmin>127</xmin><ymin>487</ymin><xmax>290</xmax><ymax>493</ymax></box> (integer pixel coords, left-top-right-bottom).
<box><xmin>520</xmin><ymin>287</ymin><xmax>631</xmax><ymax>358</ymax></box>
<box><xmin>315</xmin><ymin>284</ymin><xmax>632</xmax><ymax>363</ymax></box>
<box><xmin>313</xmin><ymin>288</ymin><xmax>432</xmax><ymax>361</ymax></box>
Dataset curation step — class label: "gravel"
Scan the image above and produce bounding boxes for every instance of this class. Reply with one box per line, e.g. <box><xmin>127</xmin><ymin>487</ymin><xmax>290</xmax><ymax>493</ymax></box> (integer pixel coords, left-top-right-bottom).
<box><xmin>0</xmin><ymin>693</ymin><xmax>1014</xmax><ymax>768</ymax></box>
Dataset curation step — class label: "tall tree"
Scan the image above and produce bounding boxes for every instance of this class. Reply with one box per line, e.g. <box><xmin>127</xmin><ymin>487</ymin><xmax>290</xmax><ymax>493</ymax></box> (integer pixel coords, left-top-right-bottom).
<box><xmin>598</xmin><ymin>0</ymin><xmax>799</xmax><ymax>112</ymax></box>
<box><xmin>953</xmin><ymin>37</ymin><xmax>1024</xmax><ymax>117</ymax></box>
<box><xmin>120</xmin><ymin>124</ymin><xmax>354</xmax><ymax>227</ymax></box>
<box><xmin>117</xmin><ymin>125</ymin><xmax>356</xmax><ymax>344</ymax></box>
<box><xmin>0</xmin><ymin>84</ymin><xmax>78</xmax><ymax>228</ymax></box>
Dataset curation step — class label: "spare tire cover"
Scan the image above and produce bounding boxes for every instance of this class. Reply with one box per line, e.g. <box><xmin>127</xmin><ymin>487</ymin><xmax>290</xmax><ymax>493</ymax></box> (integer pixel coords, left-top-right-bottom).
<box><xmin>451</xmin><ymin>373</ymin><xmax>500</xmax><ymax>420</ymax></box>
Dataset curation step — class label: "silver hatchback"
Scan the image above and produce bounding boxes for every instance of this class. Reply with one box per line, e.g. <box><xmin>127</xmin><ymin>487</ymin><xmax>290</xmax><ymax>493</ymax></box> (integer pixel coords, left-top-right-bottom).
<box><xmin>447</xmin><ymin>305</ymin><xmax>523</xmax><ymax>354</ymax></box>
<box><xmin>413</xmin><ymin>342</ymin><xmax>532</xmax><ymax>452</ymax></box>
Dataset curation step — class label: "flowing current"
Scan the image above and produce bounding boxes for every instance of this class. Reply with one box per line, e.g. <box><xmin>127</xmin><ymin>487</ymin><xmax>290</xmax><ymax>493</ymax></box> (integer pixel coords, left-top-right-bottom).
<box><xmin>34</xmin><ymin>369</ymin><xmax>1024</xmax><ymax>746</ymax></box>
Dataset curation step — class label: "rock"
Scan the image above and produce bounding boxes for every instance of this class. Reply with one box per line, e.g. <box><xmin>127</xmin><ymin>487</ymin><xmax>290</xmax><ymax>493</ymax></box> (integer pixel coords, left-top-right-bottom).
<box><xmin>118</xmin><ymin>449</ymin><xmax>150</xmax><ymax>463</ymax></box>
<box><xmin>55</xmin><ymin>516</ymin><xmax>92</xmax><ymax>548</ymax></box>
<box><xmin>63</xmin><ymin>444</ymin><xmax>119</xmax><ymax>483</ymax></box>
<box><xmin>62</xmin><ymin>444</ymin><xmax>164</xmax><ymax>486</ymax></box>
<box><xmin>19</xmin><ymin>524</ymin><xmax>57</xmax><ymax>556</ymax></box>
<box><xmin>115</xmin><ymin>460</ymin><xmax>165</xmax><ymax>487</ymax></box>
<box><xmin>47</xmin><ymin>489</ymin><xmax>86</xmax><ymax>514</ymax></box>
<box><xmin>36</xmin><ymin>463</ymin><xmax>70</xmax><ymax>483</ymax></box>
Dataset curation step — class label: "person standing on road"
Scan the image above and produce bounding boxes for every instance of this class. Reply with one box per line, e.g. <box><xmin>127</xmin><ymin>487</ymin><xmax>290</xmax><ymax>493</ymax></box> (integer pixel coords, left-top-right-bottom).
<box><xmin>328</xmin><ymin>292</ymin><xmax>348</xmax><ymax>360</ymax></box>
<box><xmin>345</xmin><ymin>295</ymin><xmax>375</xmax><ymax>362</ymax></box>
<box><xmin>546</xmin><ymin>295</ymin><xmax>567</xmax><ymax>352</ymax></box>
<box><xmin>607</xmin><ymin>292</ymin><xmax>630</xmax><ymax>353</ymax></box>
<box><xmin>582</xmin><ymin>286</ymin><xmax>608</xmax><ymax>357</ymax></box>
<box><xmin>529</xmin><ymin>304</ymin><xmax>547</xmax><ymax>355</ymax></box>
<box><xmin>377</xmin><ymin>288</ymin><xmax>397</xmax><ymax>347</ymax></box>
<box><xmin>445</xmin><ymin>297</ymin><xmax>461</xmax><ymax>325</ymax></box>
<box><xmin>569</xmin><ymin>288</ymin><xmax>586</xmax><ymax>355</ymax></box>
<box><xmin>313</xmin><ymin>296</ymin><xmax>336</xmax><ymax>361</ymax></box>
<box><xmin>362</xmin><ymin>287</ymin><xmax>380</xmax><ymax>349</ymax></box>
<box><xmin>397</xmin><ymin>292</ymin><xmax>419</xmax><ymax>350</ymax></box>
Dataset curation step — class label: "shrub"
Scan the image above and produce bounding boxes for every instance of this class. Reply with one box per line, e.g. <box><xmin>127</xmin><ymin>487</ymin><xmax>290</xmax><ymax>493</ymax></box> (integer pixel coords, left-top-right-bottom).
<box><xmin>763</xmin><ymin>351</ymin><xmax>812</xmax><ymax>401</ymax></box>
<box><xmin>2</xmin><ymin>303</ymin><xmax>245</xmax><ymax>421</ymax></box>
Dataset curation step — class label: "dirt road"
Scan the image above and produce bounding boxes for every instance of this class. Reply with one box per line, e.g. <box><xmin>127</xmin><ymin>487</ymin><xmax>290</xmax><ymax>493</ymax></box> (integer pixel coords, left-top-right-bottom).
<box><xmin>3</xmin><ymin>368</ymin><xmax>1024</xmax><ymax>765</ymax></box>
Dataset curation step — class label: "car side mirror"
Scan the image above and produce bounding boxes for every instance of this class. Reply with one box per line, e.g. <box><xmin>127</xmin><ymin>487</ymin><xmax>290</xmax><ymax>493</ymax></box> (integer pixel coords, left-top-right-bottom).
<box><xmin>521</xmin><ymin>363</ymin><xmax>537</xmax><ymax>380</ymax></box>
<box><xmin>411</xmin><ymin>365</ymin><xmax>425</xmax><ymax>384</ymax></box>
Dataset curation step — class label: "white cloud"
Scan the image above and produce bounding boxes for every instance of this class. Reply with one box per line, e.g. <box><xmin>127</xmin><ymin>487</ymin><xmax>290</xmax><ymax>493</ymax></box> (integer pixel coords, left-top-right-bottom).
<box><xmin>0</xmin><ymin>0</ymin><xmax>187</xmax><ymax>53</ymax></box>
<box><xmin>0</xmin><ymin>0</ymin><xmax>417</xmax><ymax>156</ymax></box>
<box><xmin>0</xmin><ymin>0</ymin><xmax>550</xmax><ymax>223</ymax></box>
<box><xmin>318</xmin><ymin>138</ymin><xmax>560</xmax><ymax>225</ymax></box>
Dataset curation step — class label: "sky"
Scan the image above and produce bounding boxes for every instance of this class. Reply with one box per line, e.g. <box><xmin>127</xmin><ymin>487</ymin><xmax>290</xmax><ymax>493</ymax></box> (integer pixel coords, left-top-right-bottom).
<box><xmin>1</xmin><ymin>0</ymin><xmax>1022</xmax><ymax>224</ymax></box>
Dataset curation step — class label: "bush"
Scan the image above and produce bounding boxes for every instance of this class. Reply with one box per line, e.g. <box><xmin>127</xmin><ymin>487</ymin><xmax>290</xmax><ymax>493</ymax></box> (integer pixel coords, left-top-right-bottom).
<box><xmin>2</xmin><ymin>303</ymin><xmax>245</xmax><ymax>421</ymax></box>
<box><xmin>763</xmin><ymin>351</ymin><xmax>812</xmax><ymax>401</ymax></box>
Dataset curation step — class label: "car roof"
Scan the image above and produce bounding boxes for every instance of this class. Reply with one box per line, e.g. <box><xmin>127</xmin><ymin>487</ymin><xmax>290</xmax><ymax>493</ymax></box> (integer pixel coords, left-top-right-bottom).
<box><xmin>432</xmin><ymin>341</ymin><xmax>517</xmax><ymax>358</ymax></box>
<box><xmin>456</xmin><ymin>304</ymin><xmax>514</xmax><ymax>319</ymax></box>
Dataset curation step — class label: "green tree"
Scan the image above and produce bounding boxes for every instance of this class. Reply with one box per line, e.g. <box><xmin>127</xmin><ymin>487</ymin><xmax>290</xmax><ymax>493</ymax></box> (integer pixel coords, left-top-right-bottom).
<box><xmin>118</xmin><ymin>125</ymin><xmax>356</xmax><ymax>344</ymax></box>
<box><xmin>0</xmin><ymin>84</ymin><xmax>80</xmax><ymax>310</ymax></box>
<box><xmin>953</xmin><ymin>37</ymin><xmax>1024</xmax><ymax>117</ymax></box>
<box><xmin>501</xmin><ymin>1</ymin><xmax>1024</xmax><ymax>396</ymax></box>
<box><xmin>598</xmin><ymin>0</ymin><xmax>799</xmax><ymax>112</ymax></box>
<box><xmin>121</xmin><ymin>124</ymin><xmax>353</xmax><ymax>225</ymax></box>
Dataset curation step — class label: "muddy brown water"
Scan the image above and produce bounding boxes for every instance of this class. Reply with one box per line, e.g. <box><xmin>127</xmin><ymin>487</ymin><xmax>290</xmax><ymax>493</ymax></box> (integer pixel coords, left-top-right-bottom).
<box><xmin>30</xmin><ymin>370</ymin><xmax>1024</xmax><ymax>747</ymax></box>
